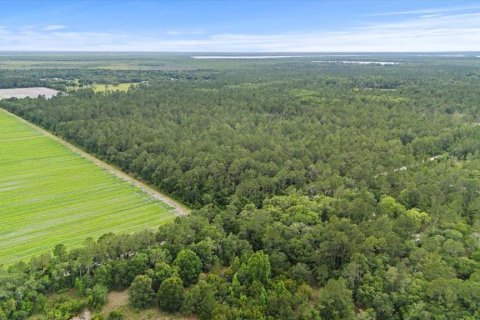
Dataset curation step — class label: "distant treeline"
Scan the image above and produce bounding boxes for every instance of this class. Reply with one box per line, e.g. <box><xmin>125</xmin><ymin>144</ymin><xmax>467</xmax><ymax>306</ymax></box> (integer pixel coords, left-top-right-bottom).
<box><xmin>0</xmin><ymin>68</ymin><xmax>215</xmax><ymax>90</ymax></box>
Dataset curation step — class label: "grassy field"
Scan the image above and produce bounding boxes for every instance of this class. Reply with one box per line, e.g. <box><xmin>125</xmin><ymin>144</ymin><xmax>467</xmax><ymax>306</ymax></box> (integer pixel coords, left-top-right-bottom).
<box><xmin>99</xmin><ymin>290</ymin><xmax>193</xmax><ymax>320</ymax></box>
<box><xmin>91</xmin><ymin>82</ymin><xmax>138</xmax><ymax>92</ymax></box>
<box><xmin>0</xmin><ymin>109</ymin><xmax>176</xmax><ymax>265</ymax></box>
<box><xmin>66</xmin><ymin>82</ymin><xmax>140</xmax><ymax>93</ymax></box>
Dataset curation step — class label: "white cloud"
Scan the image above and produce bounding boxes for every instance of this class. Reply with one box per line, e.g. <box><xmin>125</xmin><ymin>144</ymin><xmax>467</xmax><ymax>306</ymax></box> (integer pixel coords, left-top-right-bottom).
<box><xmin>420</xmin><ymin>14</ymin><xmax>444</xmax><ymax>18</ymax></box>
<box><xmin>165</xmin><ymin>29</ymin><xmax>206</xmax><ymax>36</ymax></box>
<box><xmin>0</xmin><ymin>11</ymin><xmax>479</xmax><ymax>52</ymax></box>
<box><xmin>372</xmin><ymin>4</ymin><xmax>480</xmax><ymax>16</ymax></box>
<box><xmin>165</xmin><ymin>30</ymin><xmax>181</xmax><ymax>36</ymax></box>
<box><xmin>43</xmin><ymin>25</ymin><xmax>67</xmax><ymax>31</ymax></box>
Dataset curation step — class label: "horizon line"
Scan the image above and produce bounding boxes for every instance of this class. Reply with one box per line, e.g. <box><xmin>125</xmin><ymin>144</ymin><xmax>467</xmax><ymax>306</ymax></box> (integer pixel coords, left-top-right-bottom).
<box><xmin>1</xmin><ymin>50</ymin><xmax>480</xmax><ymax>54</ymax></box>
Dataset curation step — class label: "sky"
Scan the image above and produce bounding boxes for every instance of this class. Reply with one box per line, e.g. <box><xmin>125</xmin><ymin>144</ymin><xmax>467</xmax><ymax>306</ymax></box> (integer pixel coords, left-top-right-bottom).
<box><xmin>0</xmin><ymin>0</ymin><xmax>479</xmax><ymax>52</ymax></box>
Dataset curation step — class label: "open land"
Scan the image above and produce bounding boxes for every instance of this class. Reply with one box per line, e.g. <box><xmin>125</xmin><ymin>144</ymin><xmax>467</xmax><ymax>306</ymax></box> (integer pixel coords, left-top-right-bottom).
<box><xmin>0</xmin><ymin>87</ymin><xmax>60</xmax><ymax>99</ymax></box>
<box><xmin>0</xmin><ymin>109</ymin><xmax>179</xmax><ymax>265</ymax></box>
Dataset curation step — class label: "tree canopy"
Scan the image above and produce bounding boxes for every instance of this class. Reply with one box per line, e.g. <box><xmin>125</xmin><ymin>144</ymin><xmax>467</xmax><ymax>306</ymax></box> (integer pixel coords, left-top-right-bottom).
<box><xmin>1</xmin><ymin>55</ymin><xmax>480</xmax><ymax>319</ymax></box>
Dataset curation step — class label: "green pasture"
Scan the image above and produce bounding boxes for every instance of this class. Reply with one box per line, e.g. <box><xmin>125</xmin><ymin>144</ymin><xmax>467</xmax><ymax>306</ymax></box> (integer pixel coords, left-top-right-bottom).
<box><xmin>0</xmin><ymin>110</ymin><xmax>175</xmax><ymax>265</ymax></box>
<box><xmin>67</xmin><ymin>82</ymin><xmax>139</xmax><ymax>93</ymax></box>
<box><xmin>90</xmin><ymin>82</ymin><xmax>137</xmax><ymax>92</ymax></box>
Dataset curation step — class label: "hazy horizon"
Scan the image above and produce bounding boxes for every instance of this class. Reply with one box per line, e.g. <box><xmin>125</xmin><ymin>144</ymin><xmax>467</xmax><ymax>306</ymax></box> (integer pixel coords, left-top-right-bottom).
<box><xmin>1</xmin><ymin>0</ymin><xmax>480</xmax><ymax>52</ymax></box>
<box><xmin>0</xmin><ymin>51</ymin><xmax>479</xmax><ymax>54</ymax></box>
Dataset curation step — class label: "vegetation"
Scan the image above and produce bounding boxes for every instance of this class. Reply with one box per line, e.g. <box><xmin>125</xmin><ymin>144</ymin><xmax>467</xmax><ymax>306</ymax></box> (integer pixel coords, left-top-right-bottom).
<box><xmin>157</xmin><ymin>276</ymin><xmax>184</xmax><ymax>312</ymax></box>
<box><xmin>128</xmin><ymin>275</ymin><xmax>154</xmax><ymax>309</ymax></box>
<box><xmin>67</xmin><ymin>82</ymin><xmax>142</xmax><ymax>93</ymax></box>
<box><xmin>0</xmin><ymin>109</ymin><xmax>176</xmax><ymax>264</ymax></box>
<box><xmin>1</xmin><ymin>54</ymin><xmax>480</xmax><ymax>319</ymax></box>
<box><xmin>89</xmin><ymin>83</ymin><xmax>140</xmax><ymax>93</ymax></box>
<box><xmin>173</xmin><ymin>249</ymin><xmax>202</xmax><ymax>286</ymax></box>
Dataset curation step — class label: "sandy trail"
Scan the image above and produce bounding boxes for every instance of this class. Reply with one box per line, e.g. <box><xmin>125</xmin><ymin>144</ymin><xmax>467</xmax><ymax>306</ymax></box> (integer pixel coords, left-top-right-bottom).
<box><xmin>0</xmin><ymin>108</ymin><xmax>189</xmax><ymax>216</ymax></box>
<box><xmin>376</xmin><ymin>154</ymin><xmax>446</xmax><ymax>178</ymax></box>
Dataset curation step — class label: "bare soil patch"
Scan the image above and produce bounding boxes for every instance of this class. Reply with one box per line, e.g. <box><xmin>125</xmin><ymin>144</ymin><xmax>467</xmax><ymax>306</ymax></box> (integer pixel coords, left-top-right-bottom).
<box><xmin>0</xmin><ymin>87</ymin><xmax>60</xmax><ymax>99</ymax></box>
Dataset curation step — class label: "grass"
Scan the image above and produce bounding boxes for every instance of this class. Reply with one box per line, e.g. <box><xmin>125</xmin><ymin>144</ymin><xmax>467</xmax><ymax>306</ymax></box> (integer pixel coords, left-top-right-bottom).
<box><xmin>90</xmin><ymin>82</ymin><xmax>137</xmax><ymax>92</ymax></box>
<box><xmin>66</xmin><ymin>82</ymin><xmax>141</xmax><ymax>93</ymax></box>
<box><xmin>0</xmin><ymin>110</ymin><xmax>176</xmax><ymax>265</ymax></box>
<box><xmin>99</xmin><ymin>290</ymin><xmax>192</xmax><ymax>320</ymax></box>
<box><xmin>29</xmin><ymin>289</ymin><xmax>192</xmax><ymax>320</ymax></box>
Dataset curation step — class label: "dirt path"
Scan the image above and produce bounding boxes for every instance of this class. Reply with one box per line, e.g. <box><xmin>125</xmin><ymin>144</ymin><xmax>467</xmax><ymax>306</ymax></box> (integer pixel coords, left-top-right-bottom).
<box><xmin>376</xmin><ymin>154</ymin><xmax>446</xmax><ymax>178</ymax></box>
<box><xmin>0</xmin><ymin>108</ymin><xmax>189</xmax><ymax>216</ymax></box>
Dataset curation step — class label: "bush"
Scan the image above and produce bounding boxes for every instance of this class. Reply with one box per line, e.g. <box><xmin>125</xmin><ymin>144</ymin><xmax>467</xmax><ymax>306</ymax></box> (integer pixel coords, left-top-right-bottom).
<box><xmin>173</xmin><ymin>249</ymin><xmax>202</xmax><ymax>286</ymax></box>
<box><xmin>128</xmin><ymin>275</ymin><xmax>154</xmax><ymax>309</ymax></box>
<box><xmin>107</xmin><ymin>310</ymin><xmax>124</xmax><ymax>320</ymax></box>
<box><xmin>87</xmin><ymin>284</ymin><xmax>108</xmax><ymax>310</ymax></box>
<box><xmin>158</xmin><ymin>276</ymin><xmax>184</xmax><ymax>312</ymax></box>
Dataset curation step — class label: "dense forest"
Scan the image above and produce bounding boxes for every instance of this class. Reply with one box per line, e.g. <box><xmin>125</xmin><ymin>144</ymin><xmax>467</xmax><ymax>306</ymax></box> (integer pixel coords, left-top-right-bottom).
<box><xmin>1</xmin><ymin>57</ymin><xmax>480</xmax><ymax>319</ymax></box>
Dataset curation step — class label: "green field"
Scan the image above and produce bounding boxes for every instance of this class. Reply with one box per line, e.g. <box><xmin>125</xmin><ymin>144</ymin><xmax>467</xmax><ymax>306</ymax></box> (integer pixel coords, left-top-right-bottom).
<box><xmin>0</xmin><ymin>110</ymin><xmax>175</xmax><ymax>265</ymax></box>
<box><xmin>66</xmin><ymin>82</ymin><xmax>140</xmax><ymax>93</ymax></box>
<box><xmin>90</xmin><ymin>82</ymin><xmax>138</xmax><ymax>92</ymax></box>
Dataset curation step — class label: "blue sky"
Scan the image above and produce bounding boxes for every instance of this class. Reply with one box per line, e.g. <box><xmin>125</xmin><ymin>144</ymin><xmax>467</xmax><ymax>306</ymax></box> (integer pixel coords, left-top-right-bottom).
<box><xmin>0</xmin><ymin>0</ymin><xmax>480</xmax><ymax>51</ymax></box>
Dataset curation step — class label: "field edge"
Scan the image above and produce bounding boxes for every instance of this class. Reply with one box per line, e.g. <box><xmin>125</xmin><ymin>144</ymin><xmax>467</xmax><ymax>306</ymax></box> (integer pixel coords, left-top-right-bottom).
<box><xmin>0</xmin><ymin>107</ymin><xmax>189</xmax><ymax>216</ymax></box>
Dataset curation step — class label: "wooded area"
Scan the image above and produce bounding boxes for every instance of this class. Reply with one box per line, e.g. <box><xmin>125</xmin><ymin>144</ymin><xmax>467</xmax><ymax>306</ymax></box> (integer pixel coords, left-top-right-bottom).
<box><xmin>1</xmin><ymin>56</ymin><xmax>480</xmax><ymax>319</ymax></box>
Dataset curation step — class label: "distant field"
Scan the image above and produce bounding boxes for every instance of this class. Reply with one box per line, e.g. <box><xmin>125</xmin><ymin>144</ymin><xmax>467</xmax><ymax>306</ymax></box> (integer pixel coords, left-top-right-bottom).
<box><xmin>0</xmin><ymin>87</ymin><xmax>60</xmax><ymax>99</ymax></box>
<box><xmin>67</xmin><ymin>82</ymin><xmax>140</xmax><ymax>93</ymax></box>
<box><xmin>0</xmin><ymin>109</ymin><xmax>176</xmax><ymax>265</ymax></box>
<box><xmin>91</xmin><ymin>82</ymin><xmax>137</xmax><ymax>92</ymax></box>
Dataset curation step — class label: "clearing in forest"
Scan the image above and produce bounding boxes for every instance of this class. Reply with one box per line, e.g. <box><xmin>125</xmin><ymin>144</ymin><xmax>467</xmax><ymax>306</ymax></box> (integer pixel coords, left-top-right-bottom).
<box><xmin>0</xmin><ymin>109</ymin><xmax>178</xmax><ymax>265</ymax></box>
<box><xmin>0</xmin><ymin>87</ymin><xmax>60</xmax><ymax>99</ymax></box>
<box><xmin>66</xmin><ymin>82</ymin><xmax>141</xmax><ymax>93</ymax></box>
<box><xmin>90</xmin><ymin>82</ymin><xmax>137</xmax><ymax>92</ymax></box>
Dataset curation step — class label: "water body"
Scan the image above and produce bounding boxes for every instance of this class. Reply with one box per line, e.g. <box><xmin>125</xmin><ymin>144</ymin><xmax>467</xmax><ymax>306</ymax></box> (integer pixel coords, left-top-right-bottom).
<box><xmin>191</xmin><ymin>54</ymin><xmax>381</xmax><ymax>59</ymax></box>
<box><xmin>192</xmin><ymin>55</ymin><xmax>313</xmax><ymax>59</ymax></box>
<box><xmin>313</xmin><ymin>61</ymin><xmax>399</xmax><ymax>65</ymax></box>
<box><xmin>191</xmin><ymin>53</ymin><xmax>480</xmax><ymax>60</ymax></box>
<box><xmin>410</xmin><ymin>54</ymin><xmax>466</xmax><ymax>57</ymax></box>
